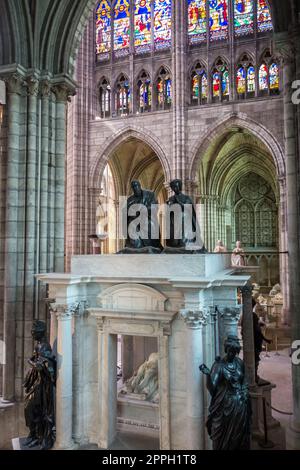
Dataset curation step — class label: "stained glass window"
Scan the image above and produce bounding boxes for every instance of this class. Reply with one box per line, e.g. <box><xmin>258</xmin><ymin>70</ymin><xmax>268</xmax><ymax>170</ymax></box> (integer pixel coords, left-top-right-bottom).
<box><xmin>222</xmin><ymin>69</ymin><xmax>229</xmax><ymax>97</ymax></box>
<box><xmin>188</xmin><ymin>0</ymin><xmax>207</xmax><ymax>44</ymax></box>
<box><xmin>154</xmin><ymin>0</ymin><xmax>172</xmax><ymax>50</ymax></box>
<box><xmin>269</xmin><ymin>63</ymin><xmax>279</xmax><ymax>91</ymax></box>
<box><xmin>114</xmin><ymin>0</ymin><xmax>130</xmax><ymax>56</ymax></box>
<box><xmin>247</xmin><ymin>65</ymin><xmax>255</xmax><ymax>92</ymax></box>
<box><xmin>115</xmin><ymin>75</ymin><xmax>130</xmax><ymax>115</ymax></box>
<box><xmin>257</xmin><ymin>0</ymin><xmax>273</xmax><ymax>33</ymax></box>
<box><xmin>202</xmin><ymin>73</ymin><xmax>208</xmax><ymax>99</ymax></box>
<box><xmin>134</xmin><ymin>0</ymin><xmax>152</xmax><ymax>54</ymax></box>
<box><xmin>234</xmin><ymin>0</ymin><xmax>254</xmax><ymax>37</ymax></box>
<box><xmin>137</xmin><ymin>71</ymin><xmax>152</xmax><ymax>111</ymax></box>
<box><xmin>209</xmin><ymin>0</ymin><xmax>228</xmax><ymax>42</ymax></box>
<box><xmin>259</xmin><ymin>63</ymin><xmax>268</xmax><ymax>91</ymax></box>
<box><xmin>96</xmin><ymin>1</ymin><xmax>112</xmax><ymax>60</ymax></box>
<box><xmin>192</xmin><ymin>73</ymin><xmax>200</xmax><ymax>101</ymax></box>
<box><xmin>213</xmin><ymin>71</ymin><xmax>220</xmax><ymax>97</ymax></box>
<box><xmin>99</xmin><ymin>78</ymin><xmax>111</xmax><ymax>117</ymax></box>
<box><xmin>237</xmin><ymin>67</ymin><xmax>246</xmax><ymax>94</ymax></box>
<box><xmin>156</xmin><ymin>68</ymin><xmax>172</xmax><ymax>109</ymax></box>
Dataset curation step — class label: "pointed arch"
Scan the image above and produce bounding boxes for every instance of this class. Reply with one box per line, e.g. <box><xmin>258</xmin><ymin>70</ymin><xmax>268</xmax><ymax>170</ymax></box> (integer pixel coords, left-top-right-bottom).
<box><xmin>189</xmin><ymin>112</ymin><xmax>285</xmax><ymax>180</ymax></box>
<box><xmin>89</xmin><ymin>125</ymin><xmax>171</xmax><ymax>188</ymax></box>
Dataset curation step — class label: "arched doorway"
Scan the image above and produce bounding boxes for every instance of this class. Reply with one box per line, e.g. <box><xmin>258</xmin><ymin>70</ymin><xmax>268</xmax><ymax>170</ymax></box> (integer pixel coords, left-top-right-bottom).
<box><xmin>96</xmin><ymin>137</ymin><xmax>167</xmax><ymax>254</ymax></box>
<box><xmin>195</xmin><ymin>126</ymin><xmax>282</xmax><ymax>291</ymax></box>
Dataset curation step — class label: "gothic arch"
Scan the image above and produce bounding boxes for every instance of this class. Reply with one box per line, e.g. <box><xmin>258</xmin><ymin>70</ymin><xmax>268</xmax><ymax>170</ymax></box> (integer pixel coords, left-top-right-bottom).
<box><xmin>89</xmin><ymin>125</ymin><xmax>171</xmax><ymax>189</ymax></box>
<box><xmin>189</xmin><ymin>112</ymin><xmax>285</xmax><ymax>180</ymax></box>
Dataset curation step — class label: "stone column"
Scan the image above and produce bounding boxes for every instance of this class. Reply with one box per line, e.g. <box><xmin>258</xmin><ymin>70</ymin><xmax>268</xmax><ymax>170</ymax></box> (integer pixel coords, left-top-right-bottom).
<box><xmin>181</xmin><ymin>309</ymin><xmax>208</xmax><ymax>450</ymax></box>
<box><xmin>172</xmin><ymin>0</ymin><xmax>187</xmax><ymax>180</ymax></box>
<box><xmin>276</xmin><ymin>31</ymin><xmax>300</xmax><ymax>450</ymax></box>
<box><xmin>158</xmin><ymin>322</ymin><xmax>171</xmax><ymax>450</ymax></box>
<box><xmin>241</xmin><ymin>284</ymin><xmax>256</xmax><ymax>387</ymax></box>
<box><xmin>96</xmin><ymin>318</ymin><xmax>117</xmax><ymax>449</ymax></box>
<box><xmin>52</xmin><ymin>85</ymin><xmax>73</xmax><ymax>273</ymax></box>
<box><xmin>52</xmin><ymin>303</ymin><xmax>79</xmax><ymax>450</ymax></box>
<box><xmin>219</xmin><ymin>306</ymin><xmax>241</xmax><ymax>355</ymax></box>
<box><xmin>2</xmin><ymin>74</ymin><xmax>23</xmax><ymax>402</ymax></box>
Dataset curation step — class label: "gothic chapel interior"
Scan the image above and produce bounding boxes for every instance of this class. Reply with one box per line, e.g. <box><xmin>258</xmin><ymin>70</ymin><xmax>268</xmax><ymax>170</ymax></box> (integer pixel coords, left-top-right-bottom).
<box><xmin>1</xmin><ymin>0</ymin><xmax>300</xmax><ymax>452</ymax></box>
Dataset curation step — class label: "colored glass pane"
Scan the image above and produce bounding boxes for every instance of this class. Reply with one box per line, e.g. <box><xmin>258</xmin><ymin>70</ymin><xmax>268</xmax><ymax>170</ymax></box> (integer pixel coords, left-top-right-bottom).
<box><xmin>247</xmin><ymin>65</ymin><xmax>255</xmax><ymax>92</ymax></box>
<box><xmin>166</xmin><ymin>78</ymin><xmax>172</xmax><ymax>103</ymax></box>
<box><xmin>157</xmin><ymin>79</ymin><xmax>164</xmax><ymax>105</ymax></box>
<box><xmin>209</xmin><ymin>0</ymin><xmax>228</xmax><ymax>41</ymax></box>
<box><xmin>201</xmin><ymin>73</ymin><xmax>208</xmax><ymax>99</ymax></box>
<box><xmin>213</xmin><ymin>72</ymin><xmax>220</xmax><ymax>97</ymax></box>
<box><xmin>257</xmin><ymin>0</ymin><xmax>273</xmax><ymax>33</ymax></box>
<box><xmin>96</xmin><ymin>1</ymin><xmax>112</xmax><ymax>57</ymax></box>
<box><xmin>269</xmin><ymin>63</ymin><xmax>279</xmax><ymax>90</ymax></box>
<box><xmin>114</xmin><ymin>0</ymin><xmax>130</xmax><ymax>53</ymax></box>
<box><xmin>237</xmin><ymin>67</ymin><xmax>246</xmax><ymax>94</ymax></box>
<box><xmin>192</xmin><ymin>74</ymin><xmax>200</xmax><ymax>100</ymax></box>
<box><xmin>234</xmin><ymin>0</ymin><xmax>254</xmax><ymax>36</ymax></box>
<box><xmin>222</xmin><ymin>70</ymin><xmax>229</xmax><ymax>96</ymax></box>
<box><xmin>154</xmin><ymin>0</ymin><xmax>172</xmax><ymax>50</ymax></box>
<box><xmin>134</xmin><ymin>0</ymin><xmax>152</xmax><ymax>53</ymax></box>
<box><xmin>259</xmin><ymin>63</ymin><xmax>268</xmax><ymax>90</ymax></box>
<box><xmin>139</xmin><ymin>80</ymin><xmax>151</xmax><ymax>108</ymax></box>
<box><xmin>188</xmin><ymin>0</ymin><xmax>207</xmax><ymax>44</ymax></box>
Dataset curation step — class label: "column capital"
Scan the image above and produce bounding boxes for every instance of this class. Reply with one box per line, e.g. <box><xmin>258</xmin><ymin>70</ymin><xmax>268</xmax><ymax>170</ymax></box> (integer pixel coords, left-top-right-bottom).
<box><xmin>4</xmin><ymin>74</ymin><xmax>25</xmax><ymax>95</ymax></box>
<box><xmin>96</xmin><ymin>317</ymin><xmax>105</xmax><ymax>332</ymax></box>
<box><xmin>159</xmin><ymin>321</ymin><xmax>172</xmax><ymax>336</ymax></box>
<box><xmin>219</xmin><ymin>306</ymin><xmax>241</xmax><ymax>322</ymax></box>
<box><xmin>52</xmin><ymin>83</ymin><xmax>75</xmax><ymax>103</ymax></box>
<box><xmin>40</xmin><ymin>80</ymin><xmax>51</xmax><ymax>98</ymax></box>
<box><xmin>48</xmin><ymin>301</ymin><xmax>81</xmax><ymax>321</ymax></box>
<box><xmin>27</xmin><ymin>76</ymin><xmax>39</xmax><ymax>96</ymax></box>
<box><xmin>180</xmin><ymin>309</ymin><xmax>208</xmax><ymax>329</ymax></box>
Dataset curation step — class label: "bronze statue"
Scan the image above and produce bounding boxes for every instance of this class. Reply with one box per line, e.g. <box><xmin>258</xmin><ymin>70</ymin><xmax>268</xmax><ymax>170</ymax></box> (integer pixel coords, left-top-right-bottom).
<box><xmin>200</xmin><ymin>336</ymin><xmax>252</xmax><ymax>450</ymax></box>
<box><xmin>23</xmin><ymin>320</ymin><xmax>56</xmax><ymax>450</ymax></box>
<box><xmin>121</xmin><ymin>180</ymin><xmax>162</xmax><ymax>253</ymax></box>
<box><xmin>165</xmin><ymin>179</ymin><xmax>206</xmax><ymax>253</ymax></box>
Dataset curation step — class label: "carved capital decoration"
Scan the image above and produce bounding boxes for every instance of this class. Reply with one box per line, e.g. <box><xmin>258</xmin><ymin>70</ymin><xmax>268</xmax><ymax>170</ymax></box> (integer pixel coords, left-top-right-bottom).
<box><xmin>159</xmin><ymin>321</ymin><xmax>172</xmax><ymax>336</ymax></box>
<box><xmin>180</xmin><ymin>309</ymin><xmax>208</xmax><ymax>329</ymax></box>
<box><xmin>52</xmin><ymin>84</ymin><xmax>75</xmax><ymax>103</ymax></box>
<box><xmin>48</xmin><ymin>301</ymin><xmax>81</xmax><ymax>321</ymax></box>
<box><xmin>40</xmin><ymin>81</ymin><xmax>51</xmax><ymax>98</ymax></box>
<box><xmin>219</xmin><ymin>307</ymin><xmax>241</xmax><ymax>323</ymax></box>
<box><xmin>4</xmin><ymin>74</ymin><xmax>24</xmax><ymax>95</ymax></box>
<box><xmin>96</xmin><ymin>317</ymin><xmax>105</xmax><ymax>332</ymax></box>
<box><xmin>27</xmin><ymin>77</ymin><xmax>39</xmax><ymax>97</ymax></box>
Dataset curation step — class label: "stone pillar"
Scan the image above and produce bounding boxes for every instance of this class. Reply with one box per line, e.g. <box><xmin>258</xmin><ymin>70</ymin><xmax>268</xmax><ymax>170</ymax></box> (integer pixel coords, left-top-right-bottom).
<box><xmin>158</xmin><ymin>322</ymin><xmax>171</xmax><ymax>450</ymax></box>
<box><xmin>172</xmin><ymin>0</ymin><xmax>187</xmax><ymax>180</ymax></box>
<box><xmin>52</xmin><ymin>85</ymin><xmax>73</xmax><ymax>273</ymax></box>
<box><xmin>276</xmin><ymin>31</ymin><xmax>300</xmax><ymax>450</ymax></box>
<box><xmin>181</xmin><ymin>309</ymin><xmax>208</xmax><ymax>450</ymax></box>
<box><xmin>219</xmin><ymin>307</ymin><xmax>241</xmax><ymax>355</ymax></box>
<box><xmin>2</xmin><ymin>74</ymin><xmax>23</xmax><ymax>402</ymax></box>
<box><xmin>52</xmin><ymin>303</ymin><xmax>79</xmax><ymax>450</ymax></box>
<box><xmin>96</xmin><ymin>319</ymin><xmax>117</xmax><ymax>449</ymax></box>
<box><xmin>241</xmin><ymin>284</ymin><xmax>256</xmax><ymax>387</ymax></box>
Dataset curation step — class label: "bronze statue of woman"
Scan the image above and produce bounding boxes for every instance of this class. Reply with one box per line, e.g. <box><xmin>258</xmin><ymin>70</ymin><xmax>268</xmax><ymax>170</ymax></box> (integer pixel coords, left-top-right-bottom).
<box><xmin>24</xmin><ymin>320</ymin><xmax>56</xmax><ymax>450</ymax></box>
<box><xmin>200</xmin><ymin>335</ymin><xmax>252</xmax><ymax>450</ymax></box>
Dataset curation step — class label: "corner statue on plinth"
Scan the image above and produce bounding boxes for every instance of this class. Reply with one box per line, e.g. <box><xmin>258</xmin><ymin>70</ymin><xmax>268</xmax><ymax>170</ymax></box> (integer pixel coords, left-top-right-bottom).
<box><xmin>164</xmin><ymin>179</ymin><xmax>206</xmax><ymax>253</ymax></box>
<box><xmin>120</xmin><ymin>180</ymin><xmax>162</xmax><ymax>253</ymax></box>
<box><xmin>200</xmin><ymin>336</ymin><xmax>252</xmax><ymax>450</ymax></box>
<box><xmin>23</xmin><ymin>320</ymin><xmax>56</xmax><ymax>450</ymax></box>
